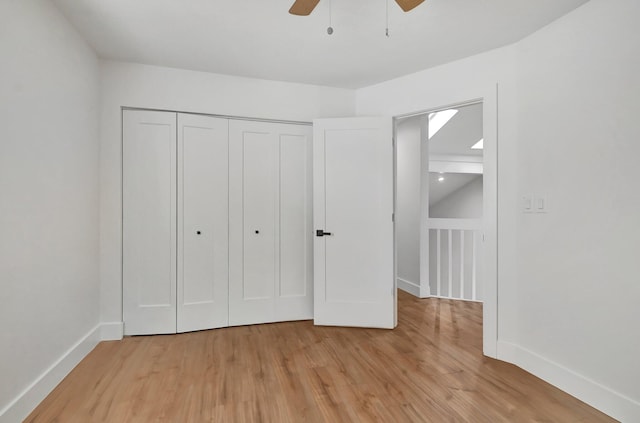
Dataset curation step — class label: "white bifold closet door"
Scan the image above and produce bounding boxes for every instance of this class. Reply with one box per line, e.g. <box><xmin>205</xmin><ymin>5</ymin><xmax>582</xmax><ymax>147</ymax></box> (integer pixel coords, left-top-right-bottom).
<box><xmin>123</xmin><ymin>110</ymin><xmax>229</xmax><ymax>335</ymax></box>
<box><xmin>229</xmin><ymin>120</ymin><xmax>313</xmax><ymax>326</ymax></box>
<box><xmin>177</xmin><ymin>113</ymin><xmax>229</xmax><ymax>333</ymax></box>
<box><xmin>123</xmin><ymin>110</ymin><xmax>178</xmax><ymax>335</ymax></box>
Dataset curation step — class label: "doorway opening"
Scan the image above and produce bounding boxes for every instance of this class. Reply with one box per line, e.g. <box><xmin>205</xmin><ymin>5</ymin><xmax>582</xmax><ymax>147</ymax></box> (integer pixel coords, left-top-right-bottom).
<box><xmin>393</xmin><ymin>99</ymin><xmax>497</xmax><ymax>355</ymax></box>
<box><xmin>427</xmin><ymin>102</ymin><xmax>484</xmax><ymax>301</ymax></box>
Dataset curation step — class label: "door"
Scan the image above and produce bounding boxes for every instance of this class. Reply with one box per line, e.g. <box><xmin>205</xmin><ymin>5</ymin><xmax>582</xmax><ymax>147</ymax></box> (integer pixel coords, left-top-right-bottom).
<box><xmin>313</xmin><ymin>117</ymin><xmax>396</xmax><ymax>329</ymax></box>
<box><xmin>228</xmin><ymin>120</ymin><xmax>313</xmax><ymax>326</ymax></box>
<box><xmin>177</xmin><ymin>113</ymin><xmax>229</xmax><ymax>332</ymax></box>
<box><xmin>123</xmin><ymin>110</ymin><xmax>177</xmax><ymax>335</ymax></box>
<box><xmin>276</xmin><ymin>125</ymin><xmax>313</xmax><ymax>321</ymax></box>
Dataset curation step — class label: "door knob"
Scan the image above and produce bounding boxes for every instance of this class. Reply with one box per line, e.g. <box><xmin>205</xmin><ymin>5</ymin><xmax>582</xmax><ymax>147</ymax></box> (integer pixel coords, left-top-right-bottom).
<box><xmin>316</xmin><ymin>229</ymin><xmax>332</xmax><ymax>237</ymax></box>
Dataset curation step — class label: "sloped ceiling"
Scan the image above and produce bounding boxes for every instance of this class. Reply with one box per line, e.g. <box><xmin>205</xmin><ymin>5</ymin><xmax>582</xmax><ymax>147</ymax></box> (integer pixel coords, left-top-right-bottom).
<box><xmin>430</xmin><ymin>102</ymin><xmax>483</xmax><ymax>157</ymax></box>
<box><xmin>52</xmin><ymin>0</ymin><xmax>590</xmax><ymax>88</ymax></box>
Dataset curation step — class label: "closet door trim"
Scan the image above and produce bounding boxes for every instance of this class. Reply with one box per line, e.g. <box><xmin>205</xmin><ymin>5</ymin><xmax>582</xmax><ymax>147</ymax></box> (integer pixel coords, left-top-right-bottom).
<box><xmin>122</xmin><ymin>106</ymin><xmax>311</xmax><ymax>127</ymax></box>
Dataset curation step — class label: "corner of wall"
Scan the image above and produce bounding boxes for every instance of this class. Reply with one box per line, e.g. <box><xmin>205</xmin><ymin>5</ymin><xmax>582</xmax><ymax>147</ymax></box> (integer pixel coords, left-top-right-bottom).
<box><xmin>397</xmin><ymin>277</ymin><xmax>421</xmax><ymax>297</ymax></box>
<box><xmin>0</xmin><ymin>323</ymin><xmax>124</xmax><ymax>423</ymax></box>
<box><xmin>100</xmin><ymin>322</ymin><xmax>124</xmax><ymax>341</ymax></box>
<box><xmin>0</xmin><ymin>325</ymin><xmax>102</xmax><ymax>423</ymax></box>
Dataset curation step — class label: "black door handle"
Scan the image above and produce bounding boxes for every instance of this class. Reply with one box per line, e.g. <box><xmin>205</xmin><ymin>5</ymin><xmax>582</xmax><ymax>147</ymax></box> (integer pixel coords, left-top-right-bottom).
<box><xmin>316</xmin><ymin>229</ymin><xmax>332</xmax><ymax>237</ymax></box>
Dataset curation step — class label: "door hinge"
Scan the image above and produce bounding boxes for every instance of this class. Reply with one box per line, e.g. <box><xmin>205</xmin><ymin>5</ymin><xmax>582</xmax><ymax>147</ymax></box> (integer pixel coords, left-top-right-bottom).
<box><xmin>392</xmin><ymin>213</ymin><xmax>395</xmax><ymax>222</ymax></box>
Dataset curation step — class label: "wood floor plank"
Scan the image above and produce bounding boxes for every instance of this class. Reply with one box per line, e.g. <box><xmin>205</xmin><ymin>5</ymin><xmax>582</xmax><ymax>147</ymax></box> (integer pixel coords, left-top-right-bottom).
<box><xmin>25</xmin><ymin>291</ymin><xmax>615</xmax><ymax>422</ymax></box>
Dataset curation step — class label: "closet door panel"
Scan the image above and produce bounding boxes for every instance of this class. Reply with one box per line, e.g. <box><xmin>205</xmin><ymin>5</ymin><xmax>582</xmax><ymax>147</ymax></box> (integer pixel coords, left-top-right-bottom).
<box><xmin>123</xmin><ymin>110</ymin><xmax>177</xmax><ymax>335</ymax></box>
<box><xmin>242</xmin><ymin>134</ymin><xmax>277</xmax><ymax>300</ymax></box>
<box><xmin>229</xmin><ymin>121</ymin><xmax>278</xmax><ymax>325</ymax></box>
<box><xmin>280</xmin><ymin>136</ymin><xmax>306</xmax><ymax>297</ymax></box>
<box><xmin>230</xmin><ymin>120</ymin><xmax>313</xmax><ymax>326</ymax></box>
<box><xmin>177</xmin><ymin>114</ymin><xmax>229</xmax><ymax>333</ymax></box>
<box><xmin>277</xmin><ymin>129</ymin><xmax>313</xmax><ymax>320</ymax></box>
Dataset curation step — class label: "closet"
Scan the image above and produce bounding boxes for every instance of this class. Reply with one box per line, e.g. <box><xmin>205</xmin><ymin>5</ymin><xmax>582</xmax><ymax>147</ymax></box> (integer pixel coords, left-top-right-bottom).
<box><xmin>123</xmin><ymin>109</ymin><xmax>312</xmax><ymax>335</ymax></box>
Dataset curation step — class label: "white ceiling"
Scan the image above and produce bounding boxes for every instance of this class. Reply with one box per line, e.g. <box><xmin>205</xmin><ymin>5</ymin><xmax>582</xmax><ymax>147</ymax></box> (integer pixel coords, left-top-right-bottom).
<box><xmin>51</xmin><ymin>0</ymin><xmax>589</xmax><ymax>89</ymax></box>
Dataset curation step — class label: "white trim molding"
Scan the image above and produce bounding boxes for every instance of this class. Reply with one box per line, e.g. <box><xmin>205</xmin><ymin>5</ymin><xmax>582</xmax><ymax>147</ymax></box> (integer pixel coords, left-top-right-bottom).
<box><xmin>0</xmin><ymin>325</ymin><xmax>101</xmax><ymax>423</ymax></box>
<box><xmin>429</xmin><ymin>154</ymin><xmax>484</xmax><ymax>175</ymax></box>
<box><xmin>0</xmin><ymin>323</ymin><xmax>124</xmax><ymax>423</ymax></box>
<box><xmin>397</xmin><ymin>277</ymin><xmax>421</xmax><ymax>297</ymax></box>
<box><xmin>497</xmin><ymin>341</ymin><xmax>640</xmax><ymax>422</ymax></box>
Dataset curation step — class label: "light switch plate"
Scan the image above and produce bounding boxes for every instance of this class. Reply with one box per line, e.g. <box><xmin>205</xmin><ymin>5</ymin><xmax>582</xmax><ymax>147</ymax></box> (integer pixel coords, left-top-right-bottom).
<box><xmin>535</xmin><ymin>195</ymin><xmax>548</xmax><ymax>213</ymax></box>
<box><xmin>522</xmin><ymin>193</ymin><xmax>534</xmax><ymax>213</ymax></box>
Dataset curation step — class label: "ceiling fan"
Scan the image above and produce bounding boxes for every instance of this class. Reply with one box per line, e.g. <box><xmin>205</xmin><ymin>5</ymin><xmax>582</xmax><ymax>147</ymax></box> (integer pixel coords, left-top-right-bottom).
<box><xmin>289</xmin><ymin>0</ymin><xmax>425</xmax><ymax>16</ymax></box>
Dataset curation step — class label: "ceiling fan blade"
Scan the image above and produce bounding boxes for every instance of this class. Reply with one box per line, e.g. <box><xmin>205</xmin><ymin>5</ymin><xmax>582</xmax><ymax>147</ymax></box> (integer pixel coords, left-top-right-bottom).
<box><xmin>289</xmin><ymin>0</ymin><xmax>321</xmax><ymax>16</ymax></box>
<box><xmin>395</xmin><ymin>0</ymin><xmax>425</xmax><ymax>12</ymax></box>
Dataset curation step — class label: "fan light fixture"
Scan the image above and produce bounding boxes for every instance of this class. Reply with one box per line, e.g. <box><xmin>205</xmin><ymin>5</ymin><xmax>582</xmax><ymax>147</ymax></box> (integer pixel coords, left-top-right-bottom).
<box><xmin>289</xmin><ymin>0</ymin><xmax>425</xmax><ymax>35</ymax></box>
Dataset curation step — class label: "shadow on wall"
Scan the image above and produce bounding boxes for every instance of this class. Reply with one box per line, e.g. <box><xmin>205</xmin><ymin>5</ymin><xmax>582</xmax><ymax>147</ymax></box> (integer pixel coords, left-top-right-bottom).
<box><xmin>429</xmin><ymin>174</ymin><xmax>483</xmax><ymax>218</ymax></box>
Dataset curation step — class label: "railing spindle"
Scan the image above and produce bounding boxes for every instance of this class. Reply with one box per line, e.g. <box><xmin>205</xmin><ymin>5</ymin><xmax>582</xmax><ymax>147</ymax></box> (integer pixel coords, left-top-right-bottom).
<box><xmin>436</xmin><ymin>229</ymin><xmax>441</xmax><ymax>297</ymax></box>
<box><xmin>448</xmin><ymin>229</ymin><xmax>453</xmax><ymax>298</ymax></box>
<box><xmin>460</xmin><ymin>230</ymin><xmax>465</xmax><ymax>300</ymax></box>
<box><xmin>472</xmin><ymin>231</ymin><xmax>477</xmax><ymax>301</ymax></box>
<box><xmin>427</xmin><ymin>219</ymin><xmax>481</xmax><ymax>302</ymax></box>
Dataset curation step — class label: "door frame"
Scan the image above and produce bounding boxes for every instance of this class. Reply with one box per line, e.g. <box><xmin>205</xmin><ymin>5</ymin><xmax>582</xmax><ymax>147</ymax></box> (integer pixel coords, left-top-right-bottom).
<box><xmin>392</xmin><ymin>96</ymin><xmax>498</xmax><ymax>358</ymax></box>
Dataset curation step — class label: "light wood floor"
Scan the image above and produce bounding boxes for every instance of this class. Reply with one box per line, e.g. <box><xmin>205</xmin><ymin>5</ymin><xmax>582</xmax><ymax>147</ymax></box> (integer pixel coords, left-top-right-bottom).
<box><xmin>26</xmin><ymin>291</ymin><xmax>615</xmax><ymax>422</ymax></box>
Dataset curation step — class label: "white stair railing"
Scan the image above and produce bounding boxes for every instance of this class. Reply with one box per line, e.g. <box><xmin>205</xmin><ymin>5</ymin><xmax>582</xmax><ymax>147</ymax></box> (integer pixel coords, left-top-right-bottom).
<box><xmin>428</xmin><ymin>218</ymin><xmax>482</xmax><ymax>302</ymax></box>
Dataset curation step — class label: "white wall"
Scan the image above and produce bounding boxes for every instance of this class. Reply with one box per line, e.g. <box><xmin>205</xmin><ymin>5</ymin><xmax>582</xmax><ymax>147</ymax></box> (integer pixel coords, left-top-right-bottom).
<box><xmin>100</xmin><ymin>61</ymin><xmax>356</xmax><ymax>326</ymax></box>
<box><xmin>430</xmin><ymin>176</ymin><xmax>483</xmax><ymax>218</ymax></box>
<box><xmin>357</xmin><ymin>0</ymin><xmax>639</xmax><ymax>420</ymax></box>
<box><xmin>513</xmin><ymin>0</ymin><xmax>640</xmax><ymax>418</ymax></box>
<box><xmin>0</xmin><ymin>1</ymin><xmax>100</xmax><ymax>421</ymax></box>
<box><xmin>395</xmin><ymin>117</ymin><xmax>422</xmax><ymax>294</ymax></box>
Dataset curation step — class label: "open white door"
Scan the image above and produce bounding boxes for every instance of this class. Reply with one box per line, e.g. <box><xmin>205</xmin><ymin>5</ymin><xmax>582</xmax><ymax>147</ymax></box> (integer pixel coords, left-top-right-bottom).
<box><xmin>313</xmin><ymin>117</ymin><xmax>396</xmax><ymax>329</ymax></box>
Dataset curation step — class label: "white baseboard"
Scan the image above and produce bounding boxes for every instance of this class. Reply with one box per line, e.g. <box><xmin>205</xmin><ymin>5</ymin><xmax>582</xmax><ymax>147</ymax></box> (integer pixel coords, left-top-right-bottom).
<box><xmin>0</xmin><ymin>322</ymin><xmax>125</xmax><ymax>423</ymax></box>
<box><xmin>497</xmin><ymin>341</ymin><xmax>640</xmax><ymax>422</ymax></box>
<box><xmin>0</xmin><ymin>324</ymin><xmax>101</xmax><ymax>423</ymax></box>
<box><xmin>100</xmin><ymin>321</ymin><xmax>124</xmax><ymax>341</ymax></box>
<box><xmin>397</xmin><ymin>277</ymin><xmax>421</xmax><ymax>297</ymax></box>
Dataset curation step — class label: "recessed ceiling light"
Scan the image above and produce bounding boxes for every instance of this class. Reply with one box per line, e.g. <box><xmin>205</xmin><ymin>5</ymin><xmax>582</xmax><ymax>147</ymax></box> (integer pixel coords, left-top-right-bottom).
<box><xmin>428</xmin><ymin>109</ymin><xmax>458</xmax><ymax>139</ymax></box>
<box><xmin>471</xmin><ymin>139</ymin><xmax>484</xmax><ymax>150</ymax></box>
